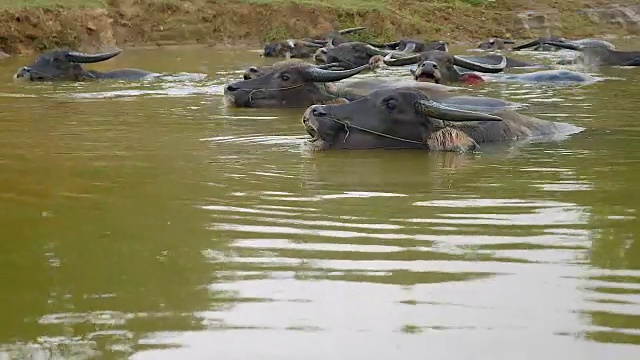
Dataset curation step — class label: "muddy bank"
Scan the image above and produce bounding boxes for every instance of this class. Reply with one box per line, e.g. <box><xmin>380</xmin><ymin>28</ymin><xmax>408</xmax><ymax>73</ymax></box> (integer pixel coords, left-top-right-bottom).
<box><xmin>1</xmin><ymin>0</ymin><xmax>640</xmax><ymax>56</ymax></box>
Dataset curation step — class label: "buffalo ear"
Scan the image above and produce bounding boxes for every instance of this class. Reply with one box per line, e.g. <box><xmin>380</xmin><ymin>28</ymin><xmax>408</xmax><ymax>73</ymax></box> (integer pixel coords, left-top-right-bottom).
<box><xmin>424</xmin><ymin>127</ymin><xmax>480</xmax><ymax>152</ymax></box>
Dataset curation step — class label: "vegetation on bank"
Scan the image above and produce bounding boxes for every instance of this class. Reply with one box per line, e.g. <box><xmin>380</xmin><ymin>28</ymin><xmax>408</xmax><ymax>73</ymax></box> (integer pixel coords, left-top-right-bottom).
<box><xmin>0</xmin><ymin>0</ymin><xmax>638</xmax><ymax>55</ymax></box>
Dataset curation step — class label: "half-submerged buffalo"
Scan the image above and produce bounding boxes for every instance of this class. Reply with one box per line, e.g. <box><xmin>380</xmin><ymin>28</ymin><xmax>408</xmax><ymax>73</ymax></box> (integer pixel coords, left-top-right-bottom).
<box><xmin>542</xmin><ymin>40</ymin><xmax>640</xmax><ymax>66</ymax></box>
<box><xmin>381</xmin><ymin>50</ymin><xmax>507</xmax><ymax>85</ymax></box>
<box><xmin>14</xmin><ymin>48</ymin><xmax>155</xmax><ymax>81</ymax></box>
<box><xmin>262</xmin><ymin>39</ymin><xmax>325</xmax><ymax>58</ymax></box>
<box><xmin>262</xmin><ymin>27</ymin><xmax>367</xmax><ymax>58</ymax></box>
<box><xmin>477</xmin><ymin>37</ymin><xmax>515</xmax><ymax>51</ymax></box>
<box><xmin>224</xmin><ymin>60</ymin><xmax>378</xmax><ymax>108</ymax></box>
<box><xmin>313</xmin><ymin>41</ymin><xmax>428</xmax><ymax>69</ymax></box>
<box><xmin>366</xmin><ymin>39</ymin><xmax>448</xmax><ymax>53</ymax></box>
<box><xmin>512</xmin><ymin>37</ymin><xmax>615</xmax><ymax>52</ymax></box>
<box><xmin>302</xmin><ymin>87</ymin><xmax>582</xmax><ymax>152</ymax></box>
<box><xmin>242</xmin><ymin>59</ymin><xmax>345</xmax><ymax>80</ymax></box>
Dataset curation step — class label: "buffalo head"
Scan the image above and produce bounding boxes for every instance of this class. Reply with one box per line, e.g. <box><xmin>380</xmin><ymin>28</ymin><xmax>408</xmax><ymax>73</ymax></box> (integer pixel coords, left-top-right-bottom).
<box><xmin>477</xmin><ymin>37</ymin><xmax>515</xmax><ymax>51</ymax></box>
<box><xmin>14</xmin><ymin>48</ymin><xmax>123</xmax><ymax>81</ymax></box>
<box><xmin>242</xmin><ymin>60</ymin><xmax>347</xmax><ymax>80</ymax></box>
<box><xmin>381</xmin><ymin>50</ymin><xmax>506</xmax><ymax>85</ymax></box>
<box><xmin>224</xmin><ymin>60</ymin><xmax>376</xmax><ymax>108</ymax></box>
<box><xmin>302</xmin><ymin>87</ymin><xmax>502</xmax><ymax>151</ymax></box>
<box><xmin>313</xmin><ymin>41</ymin><xmax>399</xmax><ymax>69</ymax></box>
<box><xmin>262</xmin><ymin>39</ymin><xmax>324</xmax><ymax>58</ymax></box>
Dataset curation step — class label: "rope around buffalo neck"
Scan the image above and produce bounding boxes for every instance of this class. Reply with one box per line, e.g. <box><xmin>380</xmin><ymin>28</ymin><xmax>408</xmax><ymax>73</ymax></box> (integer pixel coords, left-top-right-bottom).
<box><xmin>324</xmin><ymin>115</ymin><xmax>427</xmax><ymax>146</ymax></box>
<box><xmin>243</xmin><ymin>83</ymin><xmax>306</xmax><ymax>103</ymax></box>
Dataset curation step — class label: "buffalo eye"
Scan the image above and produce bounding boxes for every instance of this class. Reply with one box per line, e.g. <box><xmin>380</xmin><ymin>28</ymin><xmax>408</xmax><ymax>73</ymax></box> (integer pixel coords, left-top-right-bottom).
<box><xmin>279</xmin><ymin>73</ymin><xmax>291</xmax><ymax>81</ymax></box>
<box><xmin>385</xmin><ymin>99</ymin><xmax>397</xmax><ymax>111</ymax></box>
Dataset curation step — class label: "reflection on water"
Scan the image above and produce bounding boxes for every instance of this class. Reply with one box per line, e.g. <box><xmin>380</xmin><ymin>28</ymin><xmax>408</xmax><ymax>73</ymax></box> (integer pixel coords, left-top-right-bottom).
<box><xmin>1</xmin><ymin>42</ymin><xmax>640</xmax><ymax>359</ymax></box>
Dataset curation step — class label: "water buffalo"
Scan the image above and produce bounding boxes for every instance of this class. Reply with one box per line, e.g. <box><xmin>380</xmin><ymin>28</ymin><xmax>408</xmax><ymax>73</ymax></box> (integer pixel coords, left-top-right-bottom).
<box><xmin>301</xmin><ymin>87</ymin><xmax>582</xmax><ymax>152</ymax></box>
<box><xmin>262</xmin><ymin>27</ymin><xmax>367</xmax><ymax>58</ymax></box>
<box><xmin>314</xmin><ymin>41</ymin><xmax>440</xmax><ymax>69</ymax></box>
<box><xmin>319</xmin><ymin>27</ymin><xmax>368</xmax><ymax>46</ymax></box>
<box><xmin>512</xmin><ymin>37</ymin><xmax>615</xmax><ymax>52</ymax></box>
<box><xmin>542</xmin><ymin>40</ymin><xmax>640</xmax><ymax>66</ymax></box>
<box><xmin>477</xmin><ymin>37</ymin><xmax>515</xmax><ymax>51</ymax></box>
<box><xmin>242</xmin><ymin>60</ymin><xmax>345</xmax><ymax>80</ymax></box>
<box><xmin>381</xmin><ymin>50</ymin><xmax>507</xmax><ymax>85</ymax></box>
<box><xmin>313</xmin><ymin>41</ymin><xmax>401</xmax><ymax>69</ymax></box>
<box><xmin>366</xmin><ymin>39</ymin><xmax>448</xmax><ymax>53</ymax></box>
<box><xmin>224</xmin><ymin>60</ymin><xmax>378</xmax><ymax>108</ymax></box>
<box><xmin>14</xmin><ymin>48</ymin><xmax>155</xmax><ymax>81</ymax></box>
<box><xmin>262</xmin><ymin>39</ymin><xmax>325</xmax><ymax>58</ymax></box>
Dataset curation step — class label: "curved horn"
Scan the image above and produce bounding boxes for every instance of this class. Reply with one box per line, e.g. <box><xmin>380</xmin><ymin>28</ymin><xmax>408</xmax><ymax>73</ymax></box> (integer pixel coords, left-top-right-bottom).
<box><xmin>308</xmin><ymin>38</ymin><xmax>329</xmax><ymax>45</ymax></box>
<box><xmin>382</xmin><ymin>52</ymin><xmax>421</xmax><ymax>66</ymax></box>
<box><xmin>338</xmin><ymin>27</ymin><xmax>367</xmax><ymax>35</ymax></box>
<box><xmin>503</xmin><ymin>39</ymin><xmax>516</xmax><ymax>44</ymax></box>
<box><xmin>363</xmin><ymin>44</ymin><xmax>395</xmax><ymax>56</ymax></box>
<box><xmin>66</xmin><ymin>49</ymin><xmax>123</xmax><ymax>63</ymax></box>
<box><xmin>299</xmin><ymin>41</ymin><xmax>325</xmax><ymax>48</ymax></box>
<box><xmin>365</xmin><ymin>41</ymin><xmax>401</xmax><ymax>49</ymax></box>
<box><xmin>453</xmin><ymin>55</ymin><xmax>506</xmax><ymax>73</ymax></box>
<box><xmin>303</xmin><ymin>64</ymin><xmax>371</xmax><ymax>83</ymax></box>
<box><xmin>317</xmin><ymin>62</ymin><xmax>346</xmax><ymax>70</ymax></box>
<box><xmin>543</xmin><ymin>40</ymin><xmax>582</xmax><ymax>51</ymax></box>
<box><xmin>401</xmin><ymin>42</ymin><xmax>417</xmax><ymax>53</ymax></box>
<box><xmin>511</xmin><ymin>39</ymin><xmax>541</xmax><ymax>51</ymax></box>
<box><xmin>415</xmin><ymin>99</ymin><xmax>503</xmax><ymax>122</ymax></box>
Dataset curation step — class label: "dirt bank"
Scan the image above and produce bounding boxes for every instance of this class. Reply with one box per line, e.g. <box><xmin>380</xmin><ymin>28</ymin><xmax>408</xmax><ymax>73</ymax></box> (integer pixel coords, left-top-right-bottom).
<box><xmin>1</xmin><ymin>0</ymin><xmax>640</xmax><ymax>56</ymax></box>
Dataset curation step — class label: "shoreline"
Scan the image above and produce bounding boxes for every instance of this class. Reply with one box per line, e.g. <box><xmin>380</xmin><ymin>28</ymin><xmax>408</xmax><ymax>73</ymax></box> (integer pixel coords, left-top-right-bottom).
<box><xmin>1</xmin><ymin>0</ymin><xmax>640</xmax><ymax>57</ymax></box>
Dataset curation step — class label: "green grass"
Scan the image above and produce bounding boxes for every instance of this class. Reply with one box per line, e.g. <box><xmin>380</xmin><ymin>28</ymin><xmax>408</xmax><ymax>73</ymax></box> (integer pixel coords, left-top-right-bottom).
<box><xmin>0</xmin><ymin>0</ymin><xmax>106</xmax><ymax>9</ymax></box>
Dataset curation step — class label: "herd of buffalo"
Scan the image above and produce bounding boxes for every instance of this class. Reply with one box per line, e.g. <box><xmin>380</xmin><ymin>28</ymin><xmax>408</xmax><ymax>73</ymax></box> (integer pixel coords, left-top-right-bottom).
<box><xmin>10</xmin><ymin>26</ymin><xmax>640</xmax><ymax>152</ymax></box>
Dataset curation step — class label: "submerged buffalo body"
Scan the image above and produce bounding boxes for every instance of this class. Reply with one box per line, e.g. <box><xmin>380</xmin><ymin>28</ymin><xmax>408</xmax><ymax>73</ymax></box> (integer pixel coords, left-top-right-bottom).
<box><xmin>543</xmin><ymin>41</ymin><xmax>640</xmax><ymax>66</ymax></box>
<box><xmin>512</xmin><ymin>37</ymin><xmax>616</xmax><ymax>53</ymax></box>
<box><xmin>14</xmin><ymin>48</ymin><xmax>155</xmax><ymax>81</ymax></box>
<box><xmin>483</xmin><ymin>69</ymin><xmax>599</xmax><ymax>84</ymax></box>
<box><xmin>302</xmin><ymin>88</ymin><xmax>582</xmax><ymax>152</ymax></box>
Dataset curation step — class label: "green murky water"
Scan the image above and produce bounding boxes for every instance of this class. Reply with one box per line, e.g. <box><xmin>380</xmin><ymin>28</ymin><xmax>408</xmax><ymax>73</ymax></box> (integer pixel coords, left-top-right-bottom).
<box><xmin>1</xmin><ymin>42</ymin><xmax>640</xmax><ymax>359</ymax></box>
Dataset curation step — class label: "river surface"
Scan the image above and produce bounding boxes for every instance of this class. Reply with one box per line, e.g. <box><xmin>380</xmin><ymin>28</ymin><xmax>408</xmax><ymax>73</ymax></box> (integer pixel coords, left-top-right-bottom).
<box><xmin>1</xmin><ymin>41</ymin><xmax>640</xmax><ymax>359</ymax></box>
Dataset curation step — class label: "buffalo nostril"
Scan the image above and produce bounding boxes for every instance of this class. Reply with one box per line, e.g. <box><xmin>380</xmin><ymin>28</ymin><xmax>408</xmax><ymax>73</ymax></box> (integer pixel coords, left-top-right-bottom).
<box><xmin>312</xmin><ymin>107</ymin><xmax>327</xmax><ymax>117</ymax></box>
<box><xmin>226</xmin><ymin>84</ymin><xmax>239</xmax><ymax>92</ymax></box>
